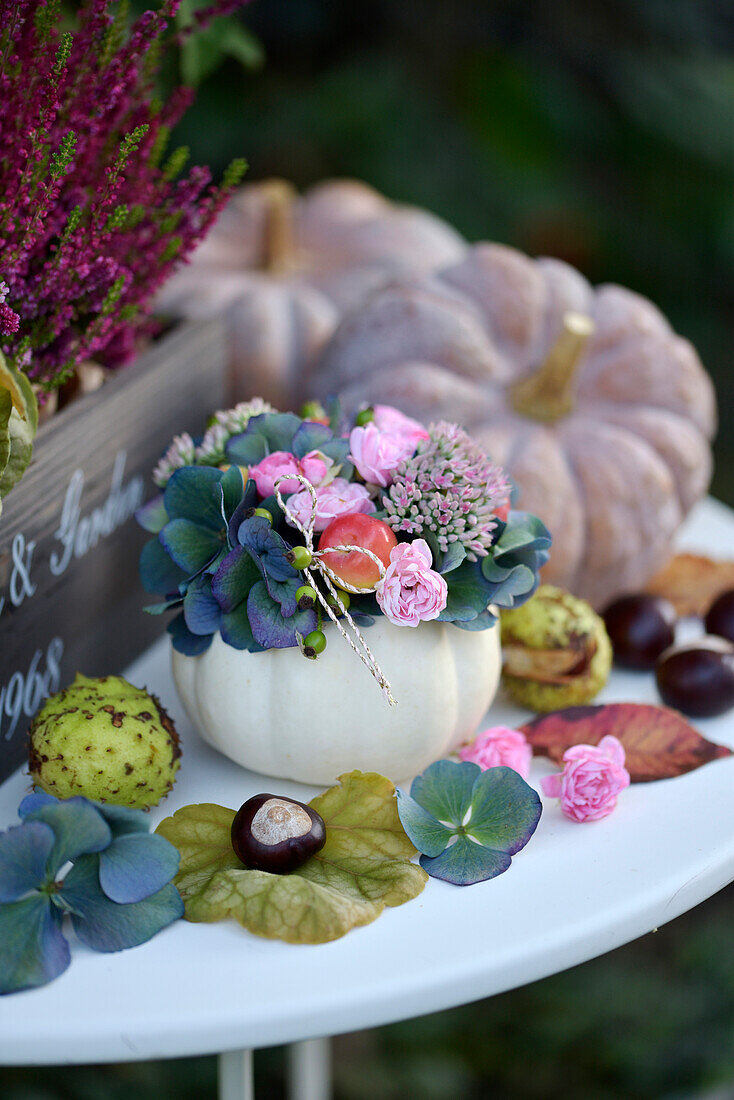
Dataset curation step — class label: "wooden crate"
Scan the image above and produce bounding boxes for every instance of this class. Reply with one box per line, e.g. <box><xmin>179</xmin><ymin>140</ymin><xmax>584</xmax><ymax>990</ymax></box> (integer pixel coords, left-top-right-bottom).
<box><xmin>0</xmin><ymin>318</ymin><xmax>228</xmax><ymax>783</ymax></box>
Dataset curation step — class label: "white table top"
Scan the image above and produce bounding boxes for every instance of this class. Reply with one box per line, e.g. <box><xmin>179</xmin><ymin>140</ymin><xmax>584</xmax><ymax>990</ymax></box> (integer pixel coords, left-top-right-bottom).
<box><xmin>1</xmin><ymin>497</ymin><xmax>733</xmax><ymax>1067</ymax></box>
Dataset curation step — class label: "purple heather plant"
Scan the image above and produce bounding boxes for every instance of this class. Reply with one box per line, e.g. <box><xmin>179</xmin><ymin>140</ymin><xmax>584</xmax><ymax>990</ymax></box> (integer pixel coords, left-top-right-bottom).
<box><xmin>0</xmin><ymin>0</ymin><xmax>247</xmax><ymax>391</ymax></box>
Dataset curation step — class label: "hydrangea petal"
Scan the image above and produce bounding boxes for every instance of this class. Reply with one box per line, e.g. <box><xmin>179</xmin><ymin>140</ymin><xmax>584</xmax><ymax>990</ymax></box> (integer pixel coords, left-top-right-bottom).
<box><xmin>183</xmin><ymin>575</ymin><xmax>222</xmax><ymax>635</ymax></box>
<box><xmin>247</xmin><ymin>581</ymin><xmax>316</xmax><ymax>649</ymax></box>
<box><xmin>226</xmin><ymin>483</ymin><xmax>259</xmax><ymax>546</ymax></box>
<box><xmin>436</xmin><ymin>560</ymin><xmax>493</xmax><ymax>623</ymax></box>
<box><xmin>292</xmin><ymin>421</ymin><xmax>333</xmax><ymax>458</ymax></box>
<box><xmin>0</xmin><ymin>895</ymin><xmax>70</xmax><ymax>994</ymax></box>
<box><xmin>467</xmin><ymin>767</ymin><xmax>542</xmax><ymax>855</ymax></box>
<box><xmin>95</xmin><ymin>803</ymin><xmax>150</xmax><ymax>838</ymax></box>
<box><xmin>22</xmin><ymin>799</ymin><xmax>111</xmax><ymax>874</ymax></box>
<box><xmin>163</xmin><ymin>466</ymin><xmax>224</xmax><ymax>529</ymax></box>
<box><xmin>0</xmin><ymin>821</ymin><xmax>56</xmax><ymax>901</ymax></box>
<box><xmin>410</xmin><ymin>759</ymin><xmax>480</xmax><ymax>826</ymax></box>
<box><xmin>255</xmin><ymin>412</ymin><xmax>303</xmax><ymax>452</ymax></box>
<box><xmin>219</xmin><ymin>466</ymin><xmax>247</xmax><ymax>522</ymax></box>
<box><xmin>18</xmin><ymin>791</ymin><xmax>57</xmax><ymax>818</ymax></box>
<box><xmin>219</xmin><ymin>602</ymin><xmax>264</xmax><ymax>651</ymax></box>
<box><xmin>139</xmin><ymin>537</ymin><xmax>188</xmax><ymax>596</ymax></box>
<box><xmin>226</xmin><ymin>430</ymin><xmax>268</xmax><ymax>467</ymax></box>
<box><xmin>419</xmin><ymin>836</ymin><xmax>512</xmax><ymax>886</ymax></box>
<box><xmin>395</xmin><ymin>791</ymin><xmax>453</xmax><ymax>858</ymax></box>
<box><xmin>160</xmin><ymin>518</ymin><xmax>223</xmax><ymax>574</ymax></box>
<box><xmin>99</xmin><ymin>834</ymin><xmax>181</xmax><ymax>904</ymax></box>
<box><xmin>236</xmin><ymin>516</ymin><xmax>298</xmax><ymax>583</ymax></box>
<box><xmin>61</xmin><ymin>854</ymin><xmax>183</xmax><ymax>952</ymax></box>
<box><xmin>167</xmin><ymin>612</ymin><xmax>214</xmax><ymax>656</ymax></box>
<box><xmin>211</xmin><ymin>546</ymin><xmax>260</xmax><ymax>613</ymax></box>
<box><xmin>135</xmin><ymin>494</ymin><xmax>168</xmax><ymax>534</ymax></box>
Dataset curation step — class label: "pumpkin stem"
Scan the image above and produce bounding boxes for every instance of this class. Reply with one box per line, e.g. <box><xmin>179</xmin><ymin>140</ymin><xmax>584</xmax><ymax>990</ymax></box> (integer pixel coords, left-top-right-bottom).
<box><xmin>511</xmin><ymin>312</ymin><xmax>595</xmax><ymax>423</ymax></box>
<box><xmin>261</xmin><ymin>178</ymin><xmax>298</xmax><ymax>275</ymax></box>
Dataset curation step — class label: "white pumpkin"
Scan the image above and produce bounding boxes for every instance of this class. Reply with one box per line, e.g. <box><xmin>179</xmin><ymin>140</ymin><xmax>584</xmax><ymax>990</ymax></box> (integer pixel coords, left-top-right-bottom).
<box><xmin>171</xmin><ymin>618</ymin><xmax>501</xmax><ymax>785</ymax></box>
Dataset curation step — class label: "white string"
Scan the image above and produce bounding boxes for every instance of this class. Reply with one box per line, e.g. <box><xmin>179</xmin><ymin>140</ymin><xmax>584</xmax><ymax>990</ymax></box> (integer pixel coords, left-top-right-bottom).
<box><xmin>273</xmin><ymin>474</ymin><xmax>396</xmax><ymax>706</ymax></box>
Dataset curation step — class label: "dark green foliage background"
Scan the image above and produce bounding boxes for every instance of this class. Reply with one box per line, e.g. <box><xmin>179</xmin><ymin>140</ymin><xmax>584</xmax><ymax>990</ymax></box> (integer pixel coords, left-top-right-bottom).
<box><xmin>4</xmin><ymin>1</ymin><xmax>734</xmax><ymax>1094</ymax></box>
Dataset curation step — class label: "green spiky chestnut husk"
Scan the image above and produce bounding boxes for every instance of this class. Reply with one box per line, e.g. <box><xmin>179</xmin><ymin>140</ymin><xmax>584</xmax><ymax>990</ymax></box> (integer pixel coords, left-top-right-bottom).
<box><xmin>500</xmin><ymin>585</ymin><xmax>612</xmax><ymax>712</ymax></box>
<box><xmin>28</xmin><ymin>674</ymin><xmax>181</xmax><ymax>809</ymax></box>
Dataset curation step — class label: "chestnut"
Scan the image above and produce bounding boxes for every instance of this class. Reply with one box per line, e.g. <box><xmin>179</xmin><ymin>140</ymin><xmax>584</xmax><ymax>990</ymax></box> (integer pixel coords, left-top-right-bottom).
<box><xmin>602</xmin><ymin>594</ymin><xmax>676</xmax><ymax>670</ymax></box>
<box><xmin>655</xmin><ymin>636</ymin><xmax>734</xmax><ymax>718</ymax></box>
<box><xmin>231</xmin><ymin>794</ymin><xmax>326</xmax><ymax>874</ymax></box>
<box><xmin>704</xmin><ymin>589</ymin><xmax>734</xmax><ymax>645</ymax></box>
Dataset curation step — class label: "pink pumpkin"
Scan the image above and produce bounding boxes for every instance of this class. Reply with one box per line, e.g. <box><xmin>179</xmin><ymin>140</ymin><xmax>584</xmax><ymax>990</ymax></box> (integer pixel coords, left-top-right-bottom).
<box><xmin>308</xmin><ymin>244</ymin><xmax>716</xmax><ymax>608</ymax></box>
<box><xmin>156</xmin><ymin>179</ymin><xmax>465</xmax><ymax>407</ymax></box>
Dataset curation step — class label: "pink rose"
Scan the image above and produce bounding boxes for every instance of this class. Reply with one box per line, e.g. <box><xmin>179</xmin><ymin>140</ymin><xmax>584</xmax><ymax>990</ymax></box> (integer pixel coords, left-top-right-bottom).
<box><xmin>349</xmin><ymin>423</ymin><xmax>415</xmax><ymax>488</ymax></box>
<box><xmin>250</xmin><ymin>451</ymin><xmax>301</xmax><ymax>498</ymax></box>
<box><xmin>299</xmin><ymin>449</ymin><xmax>332</xmax><ymax>488</ymax></box>
<box><xmin>459</xmin><ymin>726</ymin><xmax>532</xmax><ymax>779</ymax></box>
<box><xmin>285</xmin><ymin>477</ymin><xmax>376</xmax><ymax>532</ymax></box>
<box><xmin>541</xmin><ymin>735</ymin><xmax>630</xmax><ymax>823</ymax></box>
<box><xmin>373</xmin><ymin>405</ymin><xmax>430</xmax><ymax>449</ymax></box>
<box><xmin>376</xmin><ymin>539</ymin><xmax>448</xmax><ymax>627</ymax></box>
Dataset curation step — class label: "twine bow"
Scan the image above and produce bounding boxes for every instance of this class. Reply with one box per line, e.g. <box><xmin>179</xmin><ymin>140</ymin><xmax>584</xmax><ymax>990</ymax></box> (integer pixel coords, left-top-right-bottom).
<box><xmin>273</xmin><ymin>474</ymin><xmax>396</xmax><ymax>706</ymax></box>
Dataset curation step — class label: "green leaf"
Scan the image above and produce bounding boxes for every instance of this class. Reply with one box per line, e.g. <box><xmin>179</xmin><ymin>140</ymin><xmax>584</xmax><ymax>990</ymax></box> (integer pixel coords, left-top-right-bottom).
<box><xmin>0</xmin><ymin>352</ymin><xmax>38</xmax><ymax>430</ymax></box>
<box><xmin>0</xmin><ymin>389</ymin><xmax>12</xmax><ymax>485</ymax></box>
<box><xmin>0</xmin><ymin>406</ymin><xmax>36</xmax><ymax>498</ymax></box>
<box><xmin>0</xmin><ymin>353</ymin><xmax>38</xmax><ymax>500</ymax></box>
<box><xmin>156</xmin><ymin>772</ymin><xmax>427</xmax><ymax>945</ymax></box>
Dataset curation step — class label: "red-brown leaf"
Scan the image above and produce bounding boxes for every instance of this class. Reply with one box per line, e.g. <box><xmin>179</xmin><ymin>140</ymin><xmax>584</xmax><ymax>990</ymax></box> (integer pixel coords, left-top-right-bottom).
<box><xmin>520</xmin><ymin>703</ymin><xmax>732</xmax><ymax>783</ymax></box>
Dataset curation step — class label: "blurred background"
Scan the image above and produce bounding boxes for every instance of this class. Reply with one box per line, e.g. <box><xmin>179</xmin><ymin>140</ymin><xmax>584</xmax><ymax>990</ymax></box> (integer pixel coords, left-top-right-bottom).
<box><xmin>6</xmin><ymin>0</ymin><xmax>734</xmax><ymax>1095</ymax></box>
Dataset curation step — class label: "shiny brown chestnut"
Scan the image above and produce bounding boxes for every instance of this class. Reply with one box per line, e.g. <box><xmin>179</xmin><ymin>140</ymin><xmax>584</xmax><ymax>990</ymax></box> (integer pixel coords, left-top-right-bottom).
<box><xmin>655</xmin><ymin>636</ymin><xmax>734</xmax><ymax>718</ymax></box>
<box><xmin>704</xmin><ymin>589</ymin><xmax>734</xmax><ymax>645</ymax></box>
<box><xmin>231</xmin><ymin>794</ymin><xmax>326</xmax><ymax>874</ymax></box>
<box><xmin>602</xmin><ymin>594</ymin><xmax>676</xmax><ymax>670</ymax></box>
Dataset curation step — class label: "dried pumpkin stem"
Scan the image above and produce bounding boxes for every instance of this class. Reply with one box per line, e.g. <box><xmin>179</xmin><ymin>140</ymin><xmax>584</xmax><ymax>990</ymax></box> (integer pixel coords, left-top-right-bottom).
<box><xmin>511</xmin><ymin>312</ymin><xmax>595</xmax><ymax>423</ymax></box>
<box><xmin>261</xmin><ymin>178</ymin><xmax>298</xmax><ymax>275</ymax></box>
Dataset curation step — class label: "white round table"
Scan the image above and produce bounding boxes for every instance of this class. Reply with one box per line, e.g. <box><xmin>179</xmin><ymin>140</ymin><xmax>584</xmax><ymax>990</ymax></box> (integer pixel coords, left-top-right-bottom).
<box><xmin>1</xmin><ymin>498</ymin><xmax>733</xmax><ymax>1099</ymax></box>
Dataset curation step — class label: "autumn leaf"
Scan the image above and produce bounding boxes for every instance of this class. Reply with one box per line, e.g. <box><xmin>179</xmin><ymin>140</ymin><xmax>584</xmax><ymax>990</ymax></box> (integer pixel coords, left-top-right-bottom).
<box><xmin>155</xmin><ymin>772</ymin><xmax>427</xmax><ymax>944</ymax></box>
<box><xmin>521</xmin><ymin>703</ymin><xmax>732</xmax><ymax>782</ymax></box>
<box><xmin>645</xmin><ymin>553</ymin><xmax>734</xmax><ymax>617</ymax></box>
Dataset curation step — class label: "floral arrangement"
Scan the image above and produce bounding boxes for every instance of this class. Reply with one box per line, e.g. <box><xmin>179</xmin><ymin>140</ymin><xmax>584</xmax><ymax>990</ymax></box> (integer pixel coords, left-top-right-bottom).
<box><xmin>0</xmin><ymin>0</ymin><xmax>246</xmax><ymax>390</ymax></box>
<box><xmin>138</xmin><ymin>399</ymin><xmax>552</xmax><ymax>679</ymax></box>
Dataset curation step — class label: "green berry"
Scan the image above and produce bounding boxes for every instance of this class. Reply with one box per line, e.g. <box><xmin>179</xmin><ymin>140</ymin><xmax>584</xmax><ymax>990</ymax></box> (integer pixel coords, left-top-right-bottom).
<box><xmin>300</xmin><ymin>400</ymin><xmax>327</xmax><ymax>421</ymax></box>
<box><xmin>288</xmin><ymin>546</ymin><xmax>313</xmax><ymax>570</ymax></box>
<box><xmin>355</xmin><ymin>407</ymin><xmax>375</xmax><ymax>427</ymax></box>
<box><xmin>296</xmin><ymin>584</ymin><xmax>318</xmax><ymax>610</ymax></box>
<box><xmin>253</xmin><ymin>507</ymin><xmax>272</xmax><ymax>524</ymax></box>
<box><xmin>303</xmin><ymin>630</ymin><xmax>327</xmax><ymax>658</ymax></box>
<box><xmin>326</xmin><ymin>589</ymin><xmax>350</xmax><ymax>613</ymax></box>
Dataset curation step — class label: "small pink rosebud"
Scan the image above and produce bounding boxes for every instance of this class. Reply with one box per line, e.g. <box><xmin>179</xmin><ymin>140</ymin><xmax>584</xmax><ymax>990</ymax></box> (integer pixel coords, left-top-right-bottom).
<box><xmin>299</xmin><ymin>449</ymin><xmax>332</xmax><ymax>488</ymax></box>
<box><xmin>459</xmin><ymin>726</ymin><xmax>532</xmax><ymax>779</ymax></box>
<box><xmin>249</xmin><ymin>451</ymin><xmax>301</xmax><ymax>498</ymax></box>
<box><xmin>285</xmin><ymin>477</ymin><xmax>376</xmax><ymax>533</ymax></box>
<box><xmin>375</xmin><ymin>539</ymin><xmax>448</xmax><ymax>627</ymax></box>
<box><xmin>349</xmin><ymin>423</ymin><xmax>416</xmax><ymax>488</ymax></box>
<box><xmin>541</xmin><ymin>735</ymin><xmax>630</xmax><ymax>823</ymax></box>
<box><xmin>372</xmin><ymin>405</ymin><xmax>430</xmax><ymax>449</ymax></box>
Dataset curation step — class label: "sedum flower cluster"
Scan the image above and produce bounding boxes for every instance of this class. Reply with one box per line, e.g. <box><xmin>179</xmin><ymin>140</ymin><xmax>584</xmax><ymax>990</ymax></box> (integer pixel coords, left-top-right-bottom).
<box><xmin>0</xmin><ymin>0</ymin><xmax>246</xmax><ymax>391</ymax></box>
<box><xmin>153</xmin><ymin>398</ymin><xmax>274</xmax><ymax>487</ymax></box>
<box><xmin>382</xmin><ymin>421</ymin><xmax>512</xmax><ymax>561</ymax></box>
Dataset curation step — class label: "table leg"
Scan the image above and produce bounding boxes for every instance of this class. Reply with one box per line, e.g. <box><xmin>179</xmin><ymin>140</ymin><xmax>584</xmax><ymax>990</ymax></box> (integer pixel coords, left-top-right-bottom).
<box><xmin>218</xmin><ymin>1048</ymin><xmax>254</xmax><ymax>1100</ymax></box>
<box><xmin>287</xmin><ymin>1037</ymin><xmax>332</xmax><ymax>1100</ymax></box>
